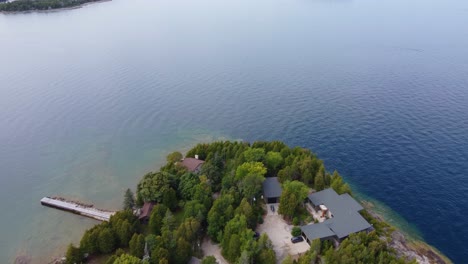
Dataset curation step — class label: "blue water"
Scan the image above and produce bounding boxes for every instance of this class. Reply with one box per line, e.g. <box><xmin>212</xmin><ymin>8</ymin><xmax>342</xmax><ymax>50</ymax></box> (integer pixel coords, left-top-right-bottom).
<box><xmin>1</xmin><ymin>0</ymin><xmax>468</xmax><ymax>262</ymax></box>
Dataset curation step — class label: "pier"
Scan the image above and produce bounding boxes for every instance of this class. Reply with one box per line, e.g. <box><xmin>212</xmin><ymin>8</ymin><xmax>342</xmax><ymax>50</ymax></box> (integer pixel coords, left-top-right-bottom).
<box><xmin>40</xmin><ymin>197</ymin><xmax>116</xmax><ymax>221</ymax></box>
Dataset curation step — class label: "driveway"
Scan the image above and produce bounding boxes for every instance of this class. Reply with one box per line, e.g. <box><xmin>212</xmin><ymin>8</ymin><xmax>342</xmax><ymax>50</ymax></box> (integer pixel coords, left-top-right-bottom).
<box><xmin>257</xmin><ymin>204</ymin><xmax>310</xmax><ymax>263</ymax></box>
<box><xmin>201</xmin><ymin>237</ymin><xmax>228</xmax><ymax>264</ymax></box>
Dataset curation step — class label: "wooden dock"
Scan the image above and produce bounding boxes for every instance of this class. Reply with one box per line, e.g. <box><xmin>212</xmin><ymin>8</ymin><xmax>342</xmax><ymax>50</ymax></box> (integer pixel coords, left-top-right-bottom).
<box><xmin>40</xmin><ymin>197</ymin><xmax>116</xmax><ymax>221</ymax></box>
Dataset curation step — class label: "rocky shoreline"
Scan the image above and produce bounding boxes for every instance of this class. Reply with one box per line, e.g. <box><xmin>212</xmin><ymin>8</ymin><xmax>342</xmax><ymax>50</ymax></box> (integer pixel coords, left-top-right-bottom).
<box><xmin>364</xmin><ymin>204</ymin><xmax>452</xmax><ymax>264</ymax></box>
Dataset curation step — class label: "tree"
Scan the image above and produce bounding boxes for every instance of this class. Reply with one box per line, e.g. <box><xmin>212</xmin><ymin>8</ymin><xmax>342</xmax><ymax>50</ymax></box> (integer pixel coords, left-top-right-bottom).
<box><xmin>167</xmin><ymin>151</ymin><xmax>183</xmax><ymax>164</ymax></box>
<box><xmin>265</xmin><ymin>151</ymin><xmax>283</xmax><ymax>175</ymax></box>
<box><xmin>235</xmin><ymin>198</ymin><xmax>256</xmax><ymax>229</ymax></box>
<box><xmin>129</xmin><ymin>233</ymin><xmax>145</xmax><ymax>258</ymax></box>
<box><xmin>255</xmin><ymin>234</ymin><xmax>276</xmax><ymax>264</ymax></box>
<box><xmin>314</xmin><ymin>165</ymin><xmax>326</xmax><ymax>191</ymax></box>
<box><xmin>113</xmin><ymin>253</ymin><xmax>142</xmax><ymax>264</ymax></box>
<box><xmin>151</xmin><ymin>247</ymin><xmax>169</xmax><ymax>264</ymax></box>
<box><xmin>236</xmin><ymin>162</ymin><xmax>267</xmax><ymax>200</ymax></box>
<box><xmin>207</xmin><ymin>194</ymin><xmax>234</xmax><ymax>241</ymax></box>
<box><xmin>65</xmin><ymin>244</ymin><xmax>81</xmax><ymax>264</ymax></box>
<box><xmin>201</xmin><ymin>256</ymin><xmax>218</xmax><ymax>264</ymax></box>
<box><xmin>175</xmin><ymin>238</ymin><xmax>192</xmax><ymax>264</ymax></box>
<box><xmin>291</xmin><ymin>226</ymin><xmax>302</xmax><ymax>237</ymax></box>
<box><xmin>149</xmin><ymin>204</ymin><xmax>168</xmax><ymax>235</ymax></box>
<box><xmin>123</xmin><ymin>188</ymin><xmax>135</xmax><ymax>210</ymax></box>
<box><xmin>184</xmin><ymin>200</ymin><xmax>207</xmax><ymax>223</ymax></box>
<box><xmin>236</xmin><ymin>162</ymin><xmax>267</xmax><ymax>179</ymax></box>
<box><xmin>200</xmin><ymin>161</ymin><xmax>222</xmax><ymax>191</ymax></box>
<box><xmin>162</xmin><ymin>188</ymin><xmax>177</xmax><ymax>211</ymax></box>
<box><xmin>98</xmin><ymin>228</ymin><xmax>116</xmax><ymax>254</ymax></box>
<box><xmin>114</xmin><ymin>219</ymin><xmax>133</xmax><ymax>247</ymax></box>
<box><xmin>278</xmin><ymin>181</ymin><xmax>309</xmax><ymax>220</ymax></box>
<box><xmin>178</xmin><ymin>172</ymin><xmax>200</xmax><ymax>200</ymax></box>
<box><xmin>162</xmin><ymin>210</ymin><xmax>176</xmax><ymax>233</ymax></box>
<box><xmin>137</xmin><ymin>172</ymin><xmax>171</xmax><ymax>203</ymax></box>
<box><xmin>243</xmin><ymin>148</ymin><xmax>265</xmax><ymax>162</ymax></box>
<box><xmin>176</xmin><ymin>217</ymin><xmax>201</xmax><ymax>243</ymax></box>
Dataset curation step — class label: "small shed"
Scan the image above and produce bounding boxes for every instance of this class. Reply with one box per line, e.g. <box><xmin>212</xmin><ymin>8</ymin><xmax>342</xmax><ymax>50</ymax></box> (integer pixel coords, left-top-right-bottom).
<box><xmin>139</xmin><ymin>202</ymin><xmax>155</xmax><ymax>222</ymax></box>
<box><xmin>262</xmin><ymin>177</ymin><xmax>282</xmax><ymax>203</ymax></box>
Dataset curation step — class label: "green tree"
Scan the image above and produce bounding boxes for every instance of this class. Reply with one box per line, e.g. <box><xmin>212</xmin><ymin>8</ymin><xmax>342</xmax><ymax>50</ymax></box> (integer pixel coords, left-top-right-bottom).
<box><xmin>207</xmin><ymin>194</ymin><xmax>234</xmax><ymax>241</ymax></box>
<box><xmin>123</xmin><ymin>188</ymin><xmax>135</xmax><ymax>210</ymax></box>
<box><xmin>129</xmin><ymin>233</ymin><xmax>145</xmax><ymax>258</ymax></box>
<box><xmin>291</xmin><ymin>226</ymin><xmax>302</xmax><ymax>237</ymax></box>
<box><xmin>113</xmin><ymin>253</ymin><xmax>142</xmax><ymax>264</ymax></box>
<box><xmin>151</xmin><ymin>247</ymin><xmax>169</xmax><ymax>264</ymax></box>
<box><xmin>255</xmin><ymin>234</ymin><xmax>276</xmax><ymax>264</ymax></box>
<box><xmin>175</xmin><ymin>238</ymin><xmax>192</xmax><ymax>264</ymax></box>
<box><xmin>235</xmin><ymin>198</ymin><xmax>256</xmax><ymax>229</ymax></box>
<box><xmin>98</xmin><ymin>228</ymin><xmax>116</xmax><ymax>254</ymax></box>
<box><xmin>162</xmin><ymin>188</ymin><xmax>177</xmax><ymax>211</ymax></box>
<box><xmin>265</xmin><ymin>151</ymin><xmax>283</xmax><ymax>175</ymax></box>
<box><xmin>178</xmin><ymin>172</ymin><xmax>200</xmax><ymax>200</ymax></box>
<box><xmin>236</xmin><ymin>162</ymin><xmax>267</xmax><ymax>200</ymax></box>
<box><xmin>65</xmin><ymin>244</ymin><xmax>81</xmax><ymax>264</ymax></box>
<box><xmin>278</xmin><ymin>181</ymin><xmax>309</xmax><ymax>220</ymax></box>
<box><xmin>167</xmin><ymin>151</ymin><xmax>183</xmax><ymax>164</ymax></box>
<box><xmin>137</xmin><ymin>172</ymin><xmax>172</xmax><ymax>202</ymax></box>
<box><xmin>149</xmin><ymin>204</ymin><xmax>168</xmax><ymax>235</ymax></box>
<box><xmin>201</xmin><ymin>256</ymin><xmax>218</xmax><ymax>264</ymax></box>
<box><xmin>314</xmin><ymin>165</ymin><xmax>326</xmax><ymax>191</ymax></box>
<box><xmin>162</xmin><ymin>209</ymin><xmax>176</xmax><ymax>233</ymax></box>
<box><xmin>243</xmin><ymin>148</ymin><xmax>265</xmax><ymax>162</ymax></box>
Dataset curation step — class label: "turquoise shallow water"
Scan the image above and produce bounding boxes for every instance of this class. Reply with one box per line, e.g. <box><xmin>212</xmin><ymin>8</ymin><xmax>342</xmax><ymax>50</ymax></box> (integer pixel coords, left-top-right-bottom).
<box><xmin>1</xmin><ymin>0</ymin><xmax>468</xmax><ymax>262</ymax></box>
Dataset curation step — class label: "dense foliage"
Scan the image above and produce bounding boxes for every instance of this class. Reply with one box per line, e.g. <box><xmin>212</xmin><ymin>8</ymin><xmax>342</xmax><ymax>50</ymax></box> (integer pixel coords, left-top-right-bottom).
<box><xmin>68</xmin><ymin>140</ymin><xmax>413</xmax><ymax>264</ymax></box>
<box><xmin>0</xmin><ymin>0</ymin><xmax>100</xmax><ymax>12</ymax></box>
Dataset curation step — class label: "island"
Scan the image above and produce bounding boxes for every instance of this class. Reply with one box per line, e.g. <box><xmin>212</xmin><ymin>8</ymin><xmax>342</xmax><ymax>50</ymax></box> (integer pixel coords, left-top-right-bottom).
<box><xmin>58</xmin><ymin>140</ymin><xmax>451</xmax><ymax>264</ymax></box>
<box><xmin>0</xmin><ymin>0</ymin><xmax>105</xmax><ymax>13</ymax></box>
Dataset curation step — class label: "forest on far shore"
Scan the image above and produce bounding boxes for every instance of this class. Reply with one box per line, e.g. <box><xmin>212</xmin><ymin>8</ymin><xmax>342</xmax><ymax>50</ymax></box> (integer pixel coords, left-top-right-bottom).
<box><xmin>0</xmin><ymin>0</ymin><xmax>99</xmax><ymax>12</ymax></box>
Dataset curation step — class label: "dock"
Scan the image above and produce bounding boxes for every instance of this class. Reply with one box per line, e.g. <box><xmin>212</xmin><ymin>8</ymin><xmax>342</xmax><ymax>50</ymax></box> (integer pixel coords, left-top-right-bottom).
<box><xmin>40</xmin><ymin>197</ymin><xmax>116</xmax><ymax>221</ymax></box>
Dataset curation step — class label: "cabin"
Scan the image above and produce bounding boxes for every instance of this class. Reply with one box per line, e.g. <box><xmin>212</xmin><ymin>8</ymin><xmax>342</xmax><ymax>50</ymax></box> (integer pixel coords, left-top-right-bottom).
<box><xmin>262</xmin><ymin>177</ymin><xmax>282</xmax><ymax>203</ymax></box>
<box><xmin>301</xmin><ymin>188</ymin><xmax>372</xmax><ymax>244</ymax></box>
<box><xmin>180</xmin><ymin>155</ymin><xmax>205</xmax><ymax>173</ymax></box>
<box><xmin>139</xmin><ymin>202</ymin><xmax>155</xmax><ymax>222</ymax></box>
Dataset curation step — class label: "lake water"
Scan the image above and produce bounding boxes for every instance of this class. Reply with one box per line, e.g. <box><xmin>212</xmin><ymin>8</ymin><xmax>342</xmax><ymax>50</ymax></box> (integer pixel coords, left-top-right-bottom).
<box><xmin>1</xmin><ymin>0</ymin><xmax>468</xmax><ymax>262</ymax></box>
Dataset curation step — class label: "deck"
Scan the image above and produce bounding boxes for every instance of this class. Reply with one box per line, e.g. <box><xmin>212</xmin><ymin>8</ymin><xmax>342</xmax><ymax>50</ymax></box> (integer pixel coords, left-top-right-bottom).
<box><xmin>40</xmin><ymin>197</ymin><xmax>116</xmax><ymax>221</ymax></box>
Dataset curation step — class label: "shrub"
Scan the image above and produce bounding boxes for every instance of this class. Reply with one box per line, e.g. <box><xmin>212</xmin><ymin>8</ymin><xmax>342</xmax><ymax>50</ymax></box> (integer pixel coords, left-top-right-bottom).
<box><xmin>291</xmin><ymin>226</ymin><xmax>302</xmax><ymax>237</ymax></box>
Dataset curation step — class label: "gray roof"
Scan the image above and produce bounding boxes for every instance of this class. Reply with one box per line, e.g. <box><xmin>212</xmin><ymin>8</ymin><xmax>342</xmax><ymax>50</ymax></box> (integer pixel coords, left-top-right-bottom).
<box><xmin>301</xmin><ymin>223</ymin><xmax>336</xmax><ymax>241</ymax></box>
<box><xmin>302</xmin><ymin>188</ymin><xmax>371</xmax><ymax>240</ymax></box>
<box><xmin>307</xmin><ymin>189</ymin><xmax>364</xmax><ymax>219</ymax></box>
<box><xmin>262</xmin><ymin>177</ymin><xmax>282</xmax><ymax>198</ymax></box>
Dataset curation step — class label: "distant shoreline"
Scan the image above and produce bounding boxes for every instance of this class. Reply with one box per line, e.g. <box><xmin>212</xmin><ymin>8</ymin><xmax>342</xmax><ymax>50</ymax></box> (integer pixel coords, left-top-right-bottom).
<box><xmin>0</xmin><ymin>0</ymin><xmax>110</xmax><ymax>14</ymax></box>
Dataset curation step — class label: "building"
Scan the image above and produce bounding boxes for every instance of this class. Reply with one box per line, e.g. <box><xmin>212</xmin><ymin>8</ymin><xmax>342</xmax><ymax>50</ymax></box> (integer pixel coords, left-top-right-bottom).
<box><xmin>139</xmin><ymin>202</ymin><xmax>155</xmax><ymax>222</ymax></box>
<box><xmin>262</xmin><ymin>177</ymin><xmax>282</xmax><ymax>203</ymax></box>
<box><xmin>180</xmin><ymin>155</ymin><xmax>205</xmax><ymax>173</ymax></box>
<box><xmin>301</xmin><ymin>188</ymin><xmax>372</xmax><ymax>243</ymax></box>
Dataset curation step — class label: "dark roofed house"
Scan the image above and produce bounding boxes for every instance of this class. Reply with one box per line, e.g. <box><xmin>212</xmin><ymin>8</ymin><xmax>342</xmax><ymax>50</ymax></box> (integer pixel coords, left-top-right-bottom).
<box><xmin>180</xmin><ymin>156</ymin><xmax>205</xmax><ymax>173</ymax></box>
<box><xmin>301</xmin><ymin>188</ymin><xmax>371</xmax><ymax>244</ymax></box>
<box><xmin>139</xmin><ymin>202</ymin><xmax>155</xmax><ymax>222</ymax></box>
<box><xmin>262</xmin><ymin>177</ymin><xmax>282</xmax><ymax>203</ymax></box>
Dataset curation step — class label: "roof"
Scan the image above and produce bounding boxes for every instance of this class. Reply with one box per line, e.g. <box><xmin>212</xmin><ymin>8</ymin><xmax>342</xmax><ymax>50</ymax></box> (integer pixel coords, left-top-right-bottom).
<box><xmin>307</xmin><ymin>189</ymin><xmax>364</xmax><ymax>218</ymax></box>
<box><xmin>302</xmin><ymin>188</ymin><xmax>371</xmax><ymax>240</ymax></box>
<box><xmin>301</xmin><ymin>223</ymin><xmax>336</xmax><ymax>241</ymax></box>
<box><xmin>262</xmin><ymin>177</ymin><xmax>282</xmax><ymax>198</ymax></box>
<box><xmin>326</xmin><ymin>213</ymin><xmax>372</xmax><ymax>239</ymax></box>
<box><xmin>180</xmin><ymin>158</ymin><xmax>205</xmax><ymax>172</ymax></box>
<box><xmin>139</xmin><ymin>202</ymin><xmax>155</xmax><ymax>219</ymax></box>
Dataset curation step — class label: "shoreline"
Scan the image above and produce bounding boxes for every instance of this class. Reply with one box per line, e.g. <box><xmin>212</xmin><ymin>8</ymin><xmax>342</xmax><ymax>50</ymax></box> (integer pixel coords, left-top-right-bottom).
<box><xmin>362</xmin><ymin>201</ymin><xmax>452</xmax><ymax>264</ymax></box>
<box><xmin>0</xmin><ymin>0</ymin><xmax>110</xmax><ymax>14</ymax></box>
